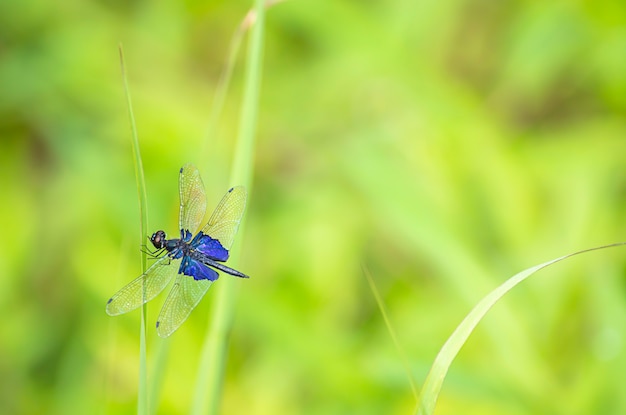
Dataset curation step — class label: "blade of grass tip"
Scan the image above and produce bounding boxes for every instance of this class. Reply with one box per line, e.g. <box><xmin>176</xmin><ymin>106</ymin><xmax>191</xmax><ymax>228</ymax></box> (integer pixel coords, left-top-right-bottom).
<box><xmin>415</xmin><ymin>242</ymin><xmax>626</xmax><ymax>415</ymax></box>
<box><xmin>363</xmin><ymin>265</ymin><xmax>419</xmax><ymax>402</ymax></box>
<box><xmin>199</xmin><ymin>14</ymin><xmax>244</xmax><ymax>161</ymax></box>
<box><xmin>200</xmin><ymin>0</ymin><xmax>285</xmax><ymax>161</ymax></box>
<box><xmin>192</xmin><ymin>2</ymin><xmax>266</xmax><ymax>415</ymax></box>
<box><xmin>200</xmin><ymin>0</ymin><xmax>286</xmax><ymax>160</ymax></box>
<box><xmin>119</xmin><ymin>43</ymin><xmax>150</xmax><ymax>415</ymax></box>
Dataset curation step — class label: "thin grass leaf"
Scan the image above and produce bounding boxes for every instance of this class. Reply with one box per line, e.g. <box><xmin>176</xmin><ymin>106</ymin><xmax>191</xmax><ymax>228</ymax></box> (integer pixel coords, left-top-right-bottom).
<box><xmin>363</xmin><ymin>265</ymin><xmax>419</xmax><ymax>402</ymax></box>
<box><xmin>416</xmin><ymin>242</ymin><xmax>626</xmax><ymax>415</ymax></box>
<box><xmin>138</xmin><ymin>317</ymin><xmax>148</xmax><ymax>415</ymax></box>
<box><xmin>148</xmin><ymin>340</ymin><xmax>170</xmax><ymax>413</ymax></box>
<box><xmin>199</xmin><ymin>15</ymin><xmax>244</xmax><ymax>162</ymax></box>
<box><xmin>191</xmin><ymin>2</ymin><xmax>265</xmax><ymax>414</ymax></box>
<box><xmin>200</xmin><ymin>0</ymin><xmax>286</xmax><ymax>161</ymax></box>
<box><xmin>229</xmin><ymin>2</ymin><xmax>266</xmax><ymax>188</ymax></box>
<box><xmin>119</xmin><ymin>44</ymin><xmax>150</xmax><ymax>415</ymax></box>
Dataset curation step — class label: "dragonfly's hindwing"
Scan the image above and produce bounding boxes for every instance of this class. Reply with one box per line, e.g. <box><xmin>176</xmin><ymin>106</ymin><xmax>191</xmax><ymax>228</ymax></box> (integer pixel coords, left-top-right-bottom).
<box><xmin>106</xmin><ymin>255</ymin><xmax>180</xmax><ymax>315</ymax></box>
<box><xmin>156</xmin><ymin>275</ymin><xmax>213</xmax><ymax>338</ymax></box>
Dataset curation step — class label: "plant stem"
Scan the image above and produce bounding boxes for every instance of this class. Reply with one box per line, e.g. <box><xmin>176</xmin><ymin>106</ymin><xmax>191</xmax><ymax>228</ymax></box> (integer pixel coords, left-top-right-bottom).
<box><xmin>120</xmin><ymin>43</ymin><xmax>150</xmax><ymax>415</ymax></box>
<box><xmin>191</xmin><ymin>1</ymin><xmax>264</xmax><ymax>414</ymax></box>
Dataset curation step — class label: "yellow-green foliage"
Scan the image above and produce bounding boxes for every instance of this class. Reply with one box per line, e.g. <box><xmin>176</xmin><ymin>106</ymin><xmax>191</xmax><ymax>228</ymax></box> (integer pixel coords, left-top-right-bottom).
<box><xmin>1</xmin><ymin>1</ymin><xmax>625</xmax><ymax>414</ymax></box>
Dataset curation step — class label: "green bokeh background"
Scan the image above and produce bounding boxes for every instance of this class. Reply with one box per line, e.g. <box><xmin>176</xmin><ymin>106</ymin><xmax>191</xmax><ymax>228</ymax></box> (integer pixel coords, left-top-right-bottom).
<box><xmin>2</xmin><ymin>1</ymin><xmax>626</xmax><ymax>414</ymax></box>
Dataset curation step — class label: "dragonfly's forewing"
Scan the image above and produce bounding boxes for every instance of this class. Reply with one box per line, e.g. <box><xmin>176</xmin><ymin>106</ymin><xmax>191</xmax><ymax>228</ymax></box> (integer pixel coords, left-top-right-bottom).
<box><xmin>106</xmin><ymin>256</ymin><xmax>180</xmax><ymax>316</ymax></box>
<box><xmin>200</xmin><ymin>186</ymin><xmax>247</xmax><ymax>251</ymax></box>
<box><xmin>155</xmin><ymin>269</ymin><xmax>218</xmax><ymax>338</ymax></box>
<box><xmin>179</xmin><ymin>163</ymin><xmax>207</xmax><ymax>235</ymax></box>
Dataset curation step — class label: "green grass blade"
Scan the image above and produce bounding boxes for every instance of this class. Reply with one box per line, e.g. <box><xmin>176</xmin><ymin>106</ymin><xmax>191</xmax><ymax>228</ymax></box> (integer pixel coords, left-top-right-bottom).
<box><xmin>363</xmin><ymin>266</ymin><xmax>419</xmax><ymax>402</ymax></box>
<box><xmin>191</xmin><ymin>2</ymin><xmax>265</xmax><ymax>415</ymax></box>
<box><xmin>199</xmin><ymin>16</ymin><xmax>244</xmax><ymax>162</ymax></box>
<box><xmin>148</xmin><ymin>340</ymin><xmax>170</xmax><ymax>413</ymax></box>
<box><xmin>416</xmin><ymin>242</ymin><xmax>626</xmax><ymax>415</ymax></box>
<box><xmin>119</xmin><ymin>44</ymin><xmax>150</xmax><ymax>415</ymax></box>
<box><xmin>200</xmin><ymin>0</ymin><xmax>285</xmax><ymax>161</ymax></box>
<box><xmin>229</xmin><ymin>3</ymin><xmax>265</xmax><ymax>188</ymax></box>
<box><xmin>138</xmin><ymin>317</ymin><xmax>148</xmax><ymax>415</ymax></box>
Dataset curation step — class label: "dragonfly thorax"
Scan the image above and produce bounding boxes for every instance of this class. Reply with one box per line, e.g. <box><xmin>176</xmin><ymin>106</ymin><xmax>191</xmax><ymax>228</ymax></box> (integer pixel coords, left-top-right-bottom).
<box><xmin>150</xmin><ymin>230</ymin><xmax>167</xmax><ymax>250</ymax></box>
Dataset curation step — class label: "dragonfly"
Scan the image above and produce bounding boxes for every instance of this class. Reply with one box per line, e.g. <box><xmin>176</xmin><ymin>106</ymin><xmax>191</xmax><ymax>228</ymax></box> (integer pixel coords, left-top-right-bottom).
<box><xmin>106</xmin><ymin>163</ymin><xmax>249</xmax><ymax>338</ymax></box>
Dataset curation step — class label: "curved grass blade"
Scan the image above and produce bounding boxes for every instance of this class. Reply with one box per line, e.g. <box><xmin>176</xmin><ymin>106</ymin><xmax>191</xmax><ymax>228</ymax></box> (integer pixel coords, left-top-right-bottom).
<box><xmin>199</xmin><ymin>0</ymin><xmax>287</xmax><ymax>162</ymax></box>
<box><xmin>416</xmin><ymin>242</ymin><xmax>626</xmax><ymax>415</ymax></box>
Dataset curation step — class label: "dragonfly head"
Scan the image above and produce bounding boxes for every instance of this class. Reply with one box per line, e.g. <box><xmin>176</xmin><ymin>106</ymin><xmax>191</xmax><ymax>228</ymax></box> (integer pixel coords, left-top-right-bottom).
<box><xmin>150</xmin><ymin>230</ymin><xmax>167</xmax><ymax>250</ymax></box>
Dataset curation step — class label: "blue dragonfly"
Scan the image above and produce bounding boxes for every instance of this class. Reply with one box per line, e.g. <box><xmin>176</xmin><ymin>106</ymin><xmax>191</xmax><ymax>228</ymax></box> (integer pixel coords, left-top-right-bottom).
<box><xmin>106</xmin><ymin>163</ymin><xmax>249</xmax><ymax>337</ymax></box>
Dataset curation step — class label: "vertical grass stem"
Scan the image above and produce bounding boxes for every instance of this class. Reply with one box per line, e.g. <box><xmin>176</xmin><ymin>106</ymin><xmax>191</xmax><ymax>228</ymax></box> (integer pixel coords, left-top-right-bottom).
<box><xmin>119</xmin><ymin>44</ymin><xmax>150</xmax><ymax>415</ymax></box>
<box><xmin>191</xmin><ymin>1</ymin><xmax>265</xmax><ymax>414</ymax></box>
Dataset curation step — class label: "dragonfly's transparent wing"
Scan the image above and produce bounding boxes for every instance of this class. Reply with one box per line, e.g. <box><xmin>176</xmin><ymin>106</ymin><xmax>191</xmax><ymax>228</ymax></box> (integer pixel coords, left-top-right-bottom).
<box><xmin>106</xmin><ymin>256</ymin><xmax>181</xmax><ymax>315</ymax></box>
<box><xmin>200</xmin><ymin>186</ymin><xmax>247</xmax><ymax>251</ymax></box>
<box><xmin>155</xmin><ymin>270</ymin><xmax>217</xmax><ymax>338</ymax></box>
<box><xmin>179</xmin><ymin>163</ymin><xmax>207</xmax><ymax>234</ymax></box>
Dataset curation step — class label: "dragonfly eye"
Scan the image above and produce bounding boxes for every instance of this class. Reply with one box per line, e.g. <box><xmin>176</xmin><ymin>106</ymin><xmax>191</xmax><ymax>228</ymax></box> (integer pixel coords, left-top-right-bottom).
<box><xmin>150</xmin><ymin>230</ymin><xmax>167</xmax><ymax>249</ymax></box>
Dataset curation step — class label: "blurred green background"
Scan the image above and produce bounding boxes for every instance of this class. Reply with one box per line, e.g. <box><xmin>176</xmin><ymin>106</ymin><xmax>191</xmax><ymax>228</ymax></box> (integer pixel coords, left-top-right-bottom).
<box><xmin>2</xmin><ymin>0</ymin><xmax>626</xmax><ymax>414</ymax></box>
